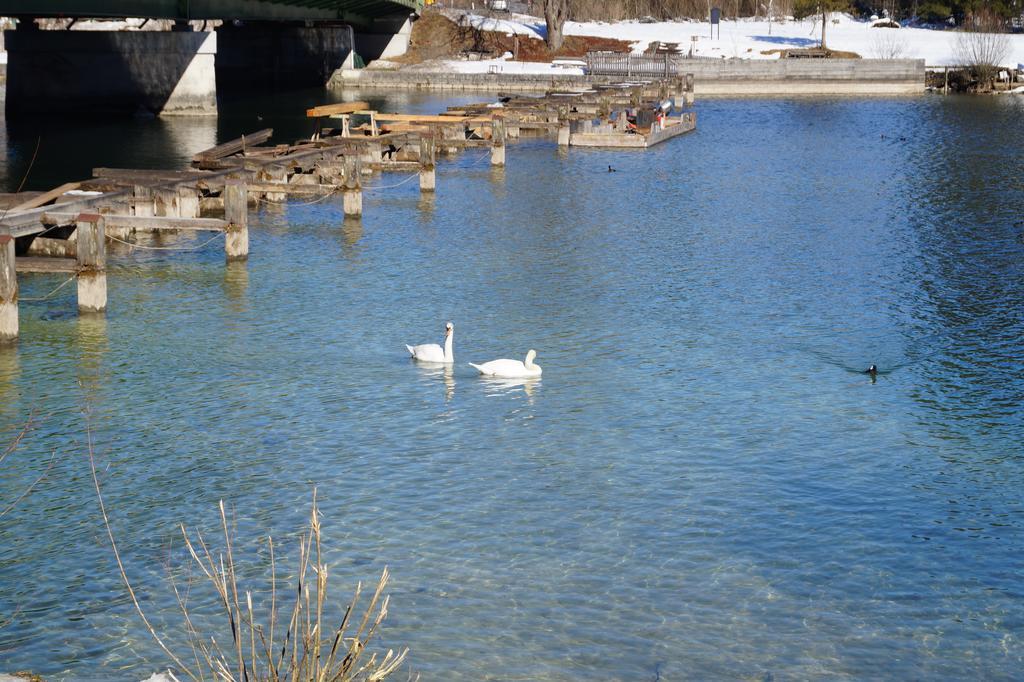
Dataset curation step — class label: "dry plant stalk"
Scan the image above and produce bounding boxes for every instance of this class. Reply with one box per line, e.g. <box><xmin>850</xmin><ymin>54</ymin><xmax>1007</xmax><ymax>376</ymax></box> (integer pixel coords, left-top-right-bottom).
<box><xmin>0</xmin><ymin>414</ymin><xmax>56</xmax><ymax>521</ymax></box>
<box><xmin>173</xmin><ymin>493</ymin><xmax>409</xmax><ymax>682</ymax></box>
<box><xmin>88</xmin><ymin>426</ymin><xmax>410</xmax><ymax>682</ymax></box>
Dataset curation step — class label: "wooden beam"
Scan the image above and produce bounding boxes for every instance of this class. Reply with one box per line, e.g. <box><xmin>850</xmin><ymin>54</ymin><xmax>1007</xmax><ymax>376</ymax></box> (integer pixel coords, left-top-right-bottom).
<box><xmin>359</xmin><ymin>123</ymin><xmax>429</xmax><ymax>134</ymax></box>
<box><xmin>92</xmin><ymin>168</ymin><xmax>213</xmax><ymax>180</ymax></box>
<box><xmin>363</xmin><ymin>113</ymin><xmax>498</xmax><ymax>124</ymax></box>
<box><xmin>192</xmin><ymin>129</ymin><xmax>274</xmax><ymax>163</ymax></box>
<box><xmin>306</xmin><ymin>101</ymin><xmax>370</xmax><ymax>117</ymax></box>
<box><xmin>0</xmin><ymin>192</ymin><xmax>44</xmax><ymax>210</ymax></box>
<box><xmin>42</xmin><ymin>213</ymin><xmax>228</xmax><ymax>232</ymax></box>
<box><xmin>16</xmin><ymin>256</ymin><xmax>78</xmax><ymax>274</ymax></box>
<box><xmin>0</xmin><ymin>189</ymin><xmax>132</xmax><ymax>238</ymax></box>
<box><xmin>7</xmin><ymin>182</ymin><xmax>82</xmax><ymax>212</ymax></box>
<box><xmin>244</xmin><ymin>183</ymin><xmax>339</xmax><ymax>196</ymax></box>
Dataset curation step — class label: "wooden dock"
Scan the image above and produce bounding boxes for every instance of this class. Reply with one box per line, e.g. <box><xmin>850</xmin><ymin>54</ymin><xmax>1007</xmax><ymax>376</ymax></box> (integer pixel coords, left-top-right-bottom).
<box><xmin>0</xmin><ymin>74</ymin><xmax>696</xmax><ymax>343</ymax></box>
<box><xmin>569</xmin><ymin>111</ymin><xmax>696</xmax><ymax>148</ymax></box>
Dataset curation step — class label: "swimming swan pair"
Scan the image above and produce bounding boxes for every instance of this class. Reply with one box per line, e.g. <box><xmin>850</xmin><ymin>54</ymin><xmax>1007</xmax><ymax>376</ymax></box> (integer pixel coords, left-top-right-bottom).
<box><xmin>406</xmin><ymin>322</ymin><xmax>542</xmax><ymax>378</ymax></box>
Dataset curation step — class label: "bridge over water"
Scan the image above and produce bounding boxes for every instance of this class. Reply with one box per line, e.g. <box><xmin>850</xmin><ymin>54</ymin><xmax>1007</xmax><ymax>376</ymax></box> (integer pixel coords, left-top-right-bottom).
<box><xmin>0</xmin><ymin>0</ymin><xmax>422</xmax><ymax>25</ymax></box>
<box><xmin>1</xmin><ymin>0</ymin><xmax>425</xmax><ymax>117</ymax></box>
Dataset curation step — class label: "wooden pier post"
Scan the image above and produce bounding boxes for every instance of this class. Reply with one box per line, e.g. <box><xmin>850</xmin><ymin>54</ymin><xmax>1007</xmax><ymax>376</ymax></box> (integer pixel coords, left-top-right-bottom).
<box><xmin>76</xmin><ymin>213</ymin><xmax>107</xmax><ymax>314</ymax></box>
<box><xmin>343</xmin><ymin>156</ymin><xmax>363</xmax><ymax>218</ymax></box>
<box><xmin>260</xmin><ymin>164</ymin><xmax>288</xmax><ymax>202</ymax></box>
<box><xmin>491</xmin><ymin>118</ymin><xmax>506</xmax><ymax>167</ymax></box>
<box><xmin>154</xmin><ymin>187</ymin><xmax>180</xmax><ymax>217</ymax></box>
<box><xmin>443</xmin><ymin>125</ymin><xmax>461</xmax><ymax>155</ymax></box>
<box><xmin>507</xmin><ymin>117</ymin><xmax>520</xmax><ymax>139</ymax></box>
<box><xmin>557</xmin><ymin>122</ymin><xmax>570</xmax><ymax>146</ymax></box>
<box><xmin>0</xmin><ymin>235</ymin><xmax>17</xmax><ymax>342</ymax></box>
<box><xmin>556</xmin><ymin>106</ymin><xmax>570</xmax><ymax>147</ymax></box>
<box><xmin>419</xmin><ymin>135</ymin><xmax>436</xmax><ymax>193</ymax></box>
<box><xmin>224</xmin><ymin>180</ymin><xmax>249</xmax><ymax>261</ymax></box>
<box><xmin>133</xmin><ymin>185</ymin><xmax>154</xmax><ymax>217</ymax></box>
<box><xmin>177</xmin><ymin>185</ymin><xmax>200</xmax><ymax>219</ymax></box>
<box><xmin>361</xmin><ymin>141</ymin><xmax>382</xmax><ymax>166</ymax></box>
<box><xmin>685</xmin><ymin>73</ymin><xmax>695</xmax><ymax>105</ymax></box>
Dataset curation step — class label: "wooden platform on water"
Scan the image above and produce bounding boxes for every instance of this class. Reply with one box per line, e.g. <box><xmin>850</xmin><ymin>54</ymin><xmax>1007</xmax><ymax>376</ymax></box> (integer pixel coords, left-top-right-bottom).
<box><xmin>570</xmin><ymin>112</ymin><xmax>697</xmax><ymax>148</ymax></box>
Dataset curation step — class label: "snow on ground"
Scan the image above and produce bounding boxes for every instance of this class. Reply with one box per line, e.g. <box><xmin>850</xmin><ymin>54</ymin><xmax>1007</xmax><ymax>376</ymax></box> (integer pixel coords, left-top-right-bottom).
<box><xmin>455</xmin><ymin>11</ymin><xmax>1024</xmax><ymax>69</ymax></box>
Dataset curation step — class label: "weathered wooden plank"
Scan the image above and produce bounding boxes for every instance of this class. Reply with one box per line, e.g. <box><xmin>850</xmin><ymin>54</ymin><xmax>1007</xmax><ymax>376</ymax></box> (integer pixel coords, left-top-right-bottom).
<box><xmin>192</xmin><ymin>128</ymin><xmax>274</xmax><ymax>163</ymax></box>
<box><xmin>42</xmin><ymin>212</ymin><xmax>227</xmax><ymax>231</ymax></box>
<box><xmin>16</xmin><ymin>256</ymin><xmax>78</xmax><ymax>274</ymax></box>
<box><xmin>244</xmin><ymin>183</ymin><xmax>339</xmax><ymax>195</ymax></box>
<box><xmin>306</xmin><ymin>101</ymin><xmax>370</xmax><ymax>117</ymax></box>
<box><xmin>361</xmin><ymin>113</ymin><xmax>492</xmax><ymax>124</ymax></box>
<box><xmin>363</xmin><ymin>123</ymin><xmax>429</xmax><ymax>134</ymax></box>
<box><xmin>0</xmin><ymin>189</ymin><xmax>131</xmax><ymax>238</ymax></box>
<box><xmin>0</xmin><ymin>192</ymin><xmax>44</xmax><ymax>210</ymax></box>
<box><xmin>92</xmin><ymin>168</ymin><xmax>213</xmax><ymax>180</ymax></box>
<box><xmin>318</xmin><ymin>131</ymin><xmax>413</xmax><ymax>146</ymax></box>
<box><xmin>374</xmin><ymin>161</ymin><xmax>422</xmax><ymax>173</ymax></box>
<box><xmin>8</xmin><ymin>182</ymin><xmax>82</xmax><ymax>212</ymax></box>
<box><xmin>436</xmin><ymin>138</ymin><xmax>492</xmax><ymax>149</ymax></box>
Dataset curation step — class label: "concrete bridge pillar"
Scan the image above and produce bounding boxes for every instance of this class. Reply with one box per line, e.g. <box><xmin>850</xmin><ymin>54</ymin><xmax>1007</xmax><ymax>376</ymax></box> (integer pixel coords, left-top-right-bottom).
<box><xmin>4</xmin><ymin>27</ymin><xmax>217</xmax><ymax>117</ymax></box>
<box><xmin>216</xmin><ymin>22</ymin><xmax>356</xmax><ymax>92</ymax></box>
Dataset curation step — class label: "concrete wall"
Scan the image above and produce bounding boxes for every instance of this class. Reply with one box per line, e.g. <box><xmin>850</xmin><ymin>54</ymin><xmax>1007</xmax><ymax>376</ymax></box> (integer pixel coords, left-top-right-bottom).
<box><xmin>354</xmin><ymin>15</ymin><xmax>413</xmax><ymax>62</ymax></box>
<box><xmin>4</xmin><ymin>29</ymin><xmax>216</xmax><ymax>116</ymax></box>
<box><xmin>332</xmin><ymin>59</ymin><xmax>926</xmax><ymax>95</ymax></box>
<box><xmin>216</xmin><ymin>23</ymin><xmax>355</xmax><ymax>91</ymax></box>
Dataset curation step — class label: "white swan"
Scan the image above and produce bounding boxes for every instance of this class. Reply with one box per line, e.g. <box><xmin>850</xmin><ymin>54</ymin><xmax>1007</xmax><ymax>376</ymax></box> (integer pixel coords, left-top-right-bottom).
<box><xmin>469</xmin><ymin>349</ymin><xmax>542</xmax><ymax>378</ymax></box>
<box><xmin>406</xmin><ymin>322</ymin><xmax>454</xmax><ymax>363</ymax></box>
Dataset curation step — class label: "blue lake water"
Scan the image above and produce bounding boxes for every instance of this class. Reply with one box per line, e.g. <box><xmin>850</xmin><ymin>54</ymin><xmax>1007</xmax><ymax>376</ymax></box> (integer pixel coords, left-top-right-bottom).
<box><xmin>1</xmin><ymin>92</ymin><xmax>1023</xmax><ymax>680</ymax></box>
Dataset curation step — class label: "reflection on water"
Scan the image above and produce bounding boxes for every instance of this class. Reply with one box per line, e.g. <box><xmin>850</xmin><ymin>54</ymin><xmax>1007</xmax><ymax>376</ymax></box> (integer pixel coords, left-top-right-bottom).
<box><xmin>413</xmin><ymin>362</ymin><xmax>456</xmax><ymax>403</ymax></box>
<box><xmin>478</xmin><ymin>375</ymin><xmax>539</xmax><ymax>400</ymax></box>
<box><xmin>0</xmin><ymin>347</ymin><xmax>18</xmax><ymax>411</ymax></box>
<box><xmin>1</xmin><ymin>94</ymin><xmax>1024</xmax><ymax>680</ymax></box>
<box><xmin>341</xmin><ymin>216</ymin><xmax>363</xmax><ymax>253</ymax></box>
<box><xmin>223</xmin><ymin>262</ymin><xmax>249</xmax><ymax>310</ymax></box>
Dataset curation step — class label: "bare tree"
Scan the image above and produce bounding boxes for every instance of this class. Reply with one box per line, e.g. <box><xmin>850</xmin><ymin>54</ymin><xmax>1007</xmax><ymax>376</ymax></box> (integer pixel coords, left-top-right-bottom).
<box><xmin>870</xmin><ymin>28</ymin><xmax>907</xmax><ymax>59</ymax></box>
<box><xmin>544</xmin><ymin>0</ymin><xmax>570</xmax><ymax>52</ymax></box>
<box><xmin>955</xmin><ymin>9</ymin><xmax>1010</xmax><ymax>89</ymax></box>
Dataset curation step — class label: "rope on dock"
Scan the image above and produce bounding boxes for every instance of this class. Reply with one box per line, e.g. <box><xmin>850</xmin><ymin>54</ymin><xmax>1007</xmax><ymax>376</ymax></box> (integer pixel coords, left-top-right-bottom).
<box><xmin>106</xmin><ymin>232</ymin><xmax>225</xmax><ymax>252</ymax></box>
<box><xmin>362</xmin><ymin>171</ymin><xmax>421</xmax><ymax>192</ymax></box>
<box><xmin>20</xmin><ymin>275</ymin><xmax>77</xmax><ymax>302</ymax></box>
<box><xmin>253</xmin><ymin>186</ymin><xmax>341</xmax><ymax>207</ymax></box>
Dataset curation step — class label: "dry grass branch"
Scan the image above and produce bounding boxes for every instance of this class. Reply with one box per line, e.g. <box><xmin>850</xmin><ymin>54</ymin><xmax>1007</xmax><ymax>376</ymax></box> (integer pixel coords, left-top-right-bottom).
<box><xmin>88</xmin><ymin>425</ymin><xmax>411</xmax><ymax>682</ymax></box>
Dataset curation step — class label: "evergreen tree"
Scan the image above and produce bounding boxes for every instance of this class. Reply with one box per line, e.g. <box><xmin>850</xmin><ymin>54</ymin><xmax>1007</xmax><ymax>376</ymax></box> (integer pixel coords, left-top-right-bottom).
<box><xmin>792</xmin><ymin>0</ymin><xmax>852</xmax><ymax>48</ymax></box>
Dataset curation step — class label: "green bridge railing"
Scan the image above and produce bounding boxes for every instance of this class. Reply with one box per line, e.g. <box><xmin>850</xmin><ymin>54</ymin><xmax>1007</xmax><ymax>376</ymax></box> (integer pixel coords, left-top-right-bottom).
<box><xmin>0</xmin><ymin>0</ymin><xmax>423</xmax><ymax>22</ymax></box>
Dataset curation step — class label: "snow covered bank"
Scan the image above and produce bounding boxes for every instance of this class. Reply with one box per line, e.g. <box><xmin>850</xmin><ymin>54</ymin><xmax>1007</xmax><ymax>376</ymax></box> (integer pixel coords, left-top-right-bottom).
<box><xmin>455</xmin><ymin>12</ymin><xmax>1024</xmax><ymax>69</ymax></box>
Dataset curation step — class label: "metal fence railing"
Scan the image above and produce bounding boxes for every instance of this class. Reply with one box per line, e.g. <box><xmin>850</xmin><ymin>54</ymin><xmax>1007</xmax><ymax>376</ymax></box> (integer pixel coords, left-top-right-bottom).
<box><xmin>586</xmin><ymin>52</ymin><xmax>675</xmax><ymax>78</ymax></box>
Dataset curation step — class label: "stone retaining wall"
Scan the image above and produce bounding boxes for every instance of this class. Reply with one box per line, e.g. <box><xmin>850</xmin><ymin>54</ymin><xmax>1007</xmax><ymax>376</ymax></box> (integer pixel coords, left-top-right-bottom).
<box><xmin>332</xmin><ymin>59</ymin><xmax>926</xmax><ymax>95</ymax></box>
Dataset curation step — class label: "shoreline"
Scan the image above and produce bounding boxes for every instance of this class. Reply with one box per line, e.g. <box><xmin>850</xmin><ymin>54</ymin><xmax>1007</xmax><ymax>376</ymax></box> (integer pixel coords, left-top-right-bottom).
<box><xmin>332</xmin><ymin>59</ymin><xmax>927</xmax><ymax>96</ymax></box>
